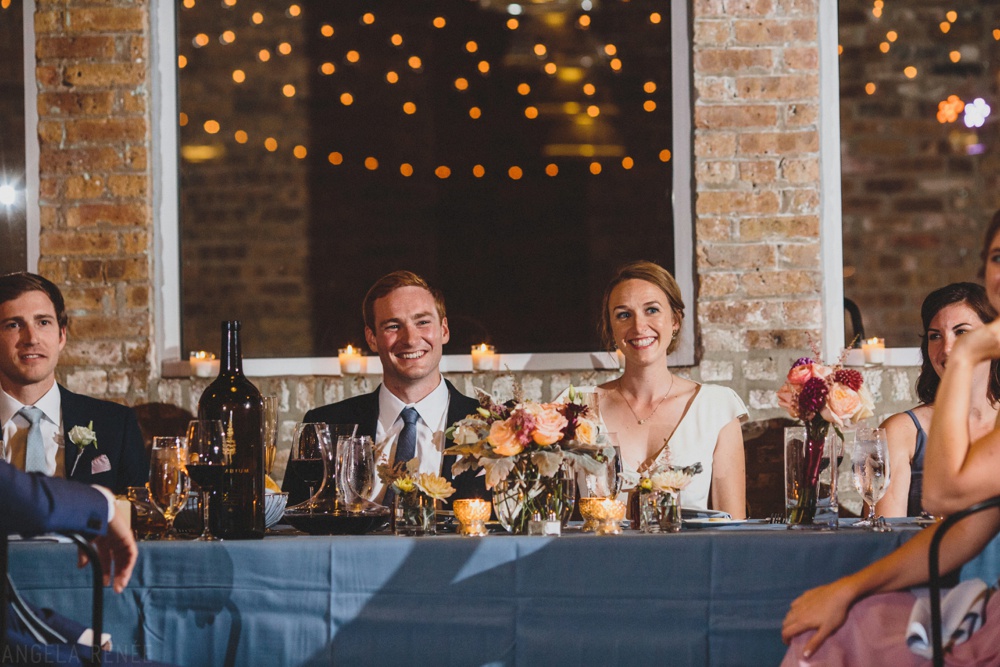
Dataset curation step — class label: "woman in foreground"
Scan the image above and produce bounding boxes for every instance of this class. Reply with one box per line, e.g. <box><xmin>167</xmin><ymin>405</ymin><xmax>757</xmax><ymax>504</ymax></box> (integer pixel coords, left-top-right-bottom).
<box><xmin>781</xmin><ymin>212</ymin><xmax>1000</xmax><ymax>665</ymax></box>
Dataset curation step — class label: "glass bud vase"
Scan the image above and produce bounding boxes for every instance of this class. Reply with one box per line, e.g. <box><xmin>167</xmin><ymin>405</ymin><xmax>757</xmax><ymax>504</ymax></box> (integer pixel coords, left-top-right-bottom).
<box><xmin>639</xmin><ymin>489</ymin><xmax>682</xmax><ymax>533</ymax></box>
<box><xmin>492</xmin><ymin>463</ymin><xmax>574</xmax><ymax>535</ymax></box>
<box><xmin>393</xmin><ymin>493</ymin><xmax>437</xmax><ymax>536</ymax></box>
<box><xmin>784</xmin><ymin>426</ymin><xmax>840</xmax><ymax>529</ymax></box>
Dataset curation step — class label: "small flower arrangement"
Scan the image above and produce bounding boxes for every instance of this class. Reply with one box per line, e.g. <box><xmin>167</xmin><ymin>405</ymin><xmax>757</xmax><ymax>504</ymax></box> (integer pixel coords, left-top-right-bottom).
<box><xmin>377</xmin><ymin>459</ymin><xmax>456</xmax><ymax>503</ymax></box>
<box><xmin>777</xmin><ymin>352</ymin><xmax>876</xmax><ymax>524</ymax></box>
<box><xmin>639</xmin><ymin>462</ymin><xmax>704</xmax><ymax>494</ymax></box>
<box><xmin>445</xmin><ymin>385</ymin><xmax>611</xmax><ymax>533</ymax></box>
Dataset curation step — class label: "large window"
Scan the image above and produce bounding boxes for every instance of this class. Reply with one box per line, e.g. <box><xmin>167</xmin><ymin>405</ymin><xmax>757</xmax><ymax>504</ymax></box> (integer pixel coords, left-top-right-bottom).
<box><xmin>176</xmin><ymin>1</ymin><xmax>687</xmax><ymax>359</ymax></box>
<box><xmin>0</xmin><ymin>0</ymin><xmax>26</xmax><ymax>274</ymax></box>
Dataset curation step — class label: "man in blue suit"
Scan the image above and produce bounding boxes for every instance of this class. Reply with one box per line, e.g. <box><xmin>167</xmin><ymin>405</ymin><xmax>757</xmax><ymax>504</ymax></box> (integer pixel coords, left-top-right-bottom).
<box><xmin>0</xmin><ymin>273</ymin><xmax>146</xmax><ymax>494</ymax></box>
<box><xmin>296</xmin><ymin>271</ymin><xmax>485</xmax><ymax>508</ymax></box>
<box><xmin>1</xmin><ymin>460</ymin><xmax>170</xmax><ymax>665</ymax></box>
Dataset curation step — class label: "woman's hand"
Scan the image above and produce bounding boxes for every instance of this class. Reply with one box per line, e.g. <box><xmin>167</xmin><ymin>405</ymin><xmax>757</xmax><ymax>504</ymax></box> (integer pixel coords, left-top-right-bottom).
<box><xmin>781</xmin><ymin>578</ymin><xmax>858</xmax><ymax>658</ymax></box>
<box><xmin>951</xmin><ymin>318</ymin><xmax>1000</xmax><ymax>365</ymax></box>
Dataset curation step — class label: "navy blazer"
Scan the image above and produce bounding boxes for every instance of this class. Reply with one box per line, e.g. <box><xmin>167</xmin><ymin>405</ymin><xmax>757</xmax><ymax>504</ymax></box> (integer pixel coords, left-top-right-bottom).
<box><xmin>294</xmin><ymin>380</ymin><xmax>486</xmax><ymax>507</ymax></box>
<box><xmin>59</xmin><ymin>385</ymin><xmax>147</xmax><ymax>494</ymax></box>
<box><xmin>0</xmin><ymin>459</ymin><xmax>108</xmax><ymax>538</ymax></box>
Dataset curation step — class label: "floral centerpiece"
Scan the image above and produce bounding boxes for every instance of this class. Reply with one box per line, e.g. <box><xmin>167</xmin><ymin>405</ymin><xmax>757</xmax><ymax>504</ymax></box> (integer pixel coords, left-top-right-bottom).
<box><xmin>378</xmin><ymin>459</ymin><xmax>455</xmax><ymax>535</ymax></box>
<box><xmin>445</xmin><ymin>385</ymin><xmax>611</xmax><ymax>534</ymax></box>
<box><xmin>777</xmin><ymin>354</ymin><xmax>875</xmax><ymax>525</ymax></box>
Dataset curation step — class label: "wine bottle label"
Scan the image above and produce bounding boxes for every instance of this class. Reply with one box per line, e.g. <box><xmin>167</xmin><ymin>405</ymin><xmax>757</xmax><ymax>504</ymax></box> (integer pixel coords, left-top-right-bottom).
<box><xmin>223</xmin><ymin>420</ymin><xmax>237</xmax><ymax>460</ymax></box>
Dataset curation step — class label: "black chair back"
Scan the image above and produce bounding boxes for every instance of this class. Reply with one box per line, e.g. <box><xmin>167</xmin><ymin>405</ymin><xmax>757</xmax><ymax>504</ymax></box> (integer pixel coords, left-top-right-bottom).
<box><xmin>927</xmin><ymin>495</ymin><xmax>1000</xmax><ymax>667</ymax></box>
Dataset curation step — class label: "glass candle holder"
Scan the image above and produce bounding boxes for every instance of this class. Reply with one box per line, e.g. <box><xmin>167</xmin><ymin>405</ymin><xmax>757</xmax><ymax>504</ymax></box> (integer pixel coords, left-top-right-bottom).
<box><xmin>338</xmin><ymin>345</ymin><xmax>364</xmax><ymax>375</ymax></box>
<box><xmin>453</xmin><ymin>498</ymin><xmax>491</xmax><ymax>536</ymax></box>
<box><xmin>470</xmin><ymin>344</ymin><xmax>496</xmax><ymax>372</ymax></box>
<box><xmin>189</xmin><ymin>351</ymin><xmax>219</xmax><ymax>377</ymax></box>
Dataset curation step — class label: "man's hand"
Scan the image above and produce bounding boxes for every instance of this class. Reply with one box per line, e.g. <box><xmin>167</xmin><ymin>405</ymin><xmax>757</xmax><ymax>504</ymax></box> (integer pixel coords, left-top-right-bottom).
<box><xmin>78</xmin><ymin>509</ymin><xmax>138</xmax><ymax>594</ymax></box>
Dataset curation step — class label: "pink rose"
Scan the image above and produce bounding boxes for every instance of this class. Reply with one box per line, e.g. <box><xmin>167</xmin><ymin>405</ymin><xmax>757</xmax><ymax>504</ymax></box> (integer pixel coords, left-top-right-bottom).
<box><xmin>529</xmin><ymin>403</ymin><xmax>568</xmax><ymax>446</ymax></box>
<box><xmin>786</xmin><ymin>364</ymin><xmax>813</xmax><ymax>386</ymax></box>
<box><xmin>777</xmin><ymin>383</ymin><xmax>799</xmax><ymax>418</ymax></box>
<box><xmin>488</xmin><ymin>419</ymin><xmax>524</xmax><ymax>457</ymax></box>
<box><xmin>820</xmin><ymin>383</ymin><xmax>862</xmax><ymax>428</ymax></box>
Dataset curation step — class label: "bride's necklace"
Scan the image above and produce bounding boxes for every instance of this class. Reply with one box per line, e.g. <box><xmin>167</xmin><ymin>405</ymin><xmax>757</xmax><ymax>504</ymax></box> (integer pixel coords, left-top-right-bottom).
<box><xmin>616</xmin><ymin>374</ymin><xmax>675</xmax><ymax>425</ymax></box>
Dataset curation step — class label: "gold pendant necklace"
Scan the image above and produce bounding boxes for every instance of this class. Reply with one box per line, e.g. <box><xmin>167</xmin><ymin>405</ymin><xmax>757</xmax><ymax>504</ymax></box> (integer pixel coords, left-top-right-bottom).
<box><xmin>616</xmin><ymin>374</ymin><xmax>674</xmax><ymax>425</ymax></box>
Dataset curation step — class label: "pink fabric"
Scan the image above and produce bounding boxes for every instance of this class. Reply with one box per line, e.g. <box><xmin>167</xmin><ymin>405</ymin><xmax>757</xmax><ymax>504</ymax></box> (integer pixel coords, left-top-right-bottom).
<box><xmin>782</xmin><ymin>590</ymin><xmax>1000</xmax><ymax>667</ymax></box>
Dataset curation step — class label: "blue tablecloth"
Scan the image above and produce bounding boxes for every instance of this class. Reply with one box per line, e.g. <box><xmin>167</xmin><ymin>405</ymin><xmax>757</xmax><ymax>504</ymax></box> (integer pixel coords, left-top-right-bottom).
<box><xmin>10</xmin><ymin>523</ymin><xmax>997</xmax><ymax>666</ymax></box>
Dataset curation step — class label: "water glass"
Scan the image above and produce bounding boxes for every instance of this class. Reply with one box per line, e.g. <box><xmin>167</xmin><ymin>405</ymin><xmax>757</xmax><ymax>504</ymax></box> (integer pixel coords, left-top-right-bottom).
<box><xmin>852</xmin><ymin>426</ymin><xmax>890</xmax><ymax>530</ymax></box>
<box><xmin>147</xmin><ymin>436</ymin><xmax>190</xmax><ymax>540</ymax></box>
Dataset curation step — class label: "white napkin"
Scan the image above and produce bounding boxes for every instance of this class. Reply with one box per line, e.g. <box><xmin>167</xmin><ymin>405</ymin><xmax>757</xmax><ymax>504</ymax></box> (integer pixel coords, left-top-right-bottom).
<box><xmin>906</xmin><ymin>579</ymin><xmax>992</xmax><ymax>658</ymax></box>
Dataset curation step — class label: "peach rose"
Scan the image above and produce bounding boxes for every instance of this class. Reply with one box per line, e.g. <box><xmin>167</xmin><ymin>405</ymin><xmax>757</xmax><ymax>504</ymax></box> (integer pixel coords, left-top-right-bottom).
<box><xmin>488</xmin><ymin>419</ymin><xmax>523</xmax><ymax>457</ymax></box>
<box><xmin>786</xmin><ymin>364</ymin><xmax>814</xmax><ymax>386</ymax></box>
<box><xmin>529</xmin><ymin>403</ymin><xmax>568</xmax><ymax>446</ymax></box>
<box><xmin>821</xmin><ymin>382</ymin><xmax>862</xmax><ymax>428</ymax></box>
<box><xmin>777</xmin><ymin>383</ymin><xmax>799</xmax><ymax>418</ymax></box>
<box><xmin>574</xmin><ymin>419</ymin><xmax>596</xmax><ymax>445</ymax></box>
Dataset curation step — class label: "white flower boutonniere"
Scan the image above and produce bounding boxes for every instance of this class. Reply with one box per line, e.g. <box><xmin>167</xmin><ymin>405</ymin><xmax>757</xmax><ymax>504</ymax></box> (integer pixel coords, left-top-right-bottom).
<box><xmin>69</xmin><ymin>421</ymin><xmax>98</xmax><ymax>476</ymax></box>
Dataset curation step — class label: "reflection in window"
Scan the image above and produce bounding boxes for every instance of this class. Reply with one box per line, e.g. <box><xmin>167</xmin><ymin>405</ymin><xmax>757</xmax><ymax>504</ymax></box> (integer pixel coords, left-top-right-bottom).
<box><xmin>179</xmin><ymin>1</ymin><xmax>675</xmax><ymax>358</ymax></box>
<box><xmin>0</xmin><ymin>0</ymin><xmax>26</xmax><ymax>274</ymax></box>
<box><xmin>840</xmin><ymin>0</ymin><xmax>1000</xmax><ymax>347</ymax></box>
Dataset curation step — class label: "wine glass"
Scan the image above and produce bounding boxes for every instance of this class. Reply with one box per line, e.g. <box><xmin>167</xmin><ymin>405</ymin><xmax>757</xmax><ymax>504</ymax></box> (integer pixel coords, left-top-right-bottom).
<box><xmin>186</xmin><ymin>419</ymin><xmax>226</xmax><ymax>541</ymax></box>
<box><xmin>147</xmin><ymin>436</ymin><xmax>190</xmax><ymax>540</ymax></box>
<box><xmin>287</xmin><ymin>422</ymin><xmax>331</xmax><ymax>508</ymax></box>
<box><xmin>262</xmin><ymin>396</ymin><xmax>279</xmax><ymax>478</ymax></box>
<box><xmin>336</xmin><ymin>435</ymin><xmax>377</xmax><ymax>511</ymax></box>
<box><xmin>852</xmin><ymin>427</ymin><xmax>891</xmax><ymax>530</ymax></box>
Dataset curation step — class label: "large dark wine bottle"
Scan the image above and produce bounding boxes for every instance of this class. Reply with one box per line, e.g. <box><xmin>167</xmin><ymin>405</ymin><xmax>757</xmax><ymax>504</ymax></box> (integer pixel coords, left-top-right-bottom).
<box><xmin>197</xmin><ymin>321</ymin><xmax>265</xmax><ymax>539</ymax></box>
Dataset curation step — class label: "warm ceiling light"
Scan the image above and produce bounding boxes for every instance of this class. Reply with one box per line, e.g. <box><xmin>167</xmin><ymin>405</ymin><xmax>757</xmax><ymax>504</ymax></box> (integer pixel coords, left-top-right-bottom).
<box><xmin>234</xmin><ymin>130</ymin><xmax>248</xmax><ymax>143</ymax></box>
<box><xmin>320</xmin><ymin>24</ymin><xmax>334</xmax><ymax>37</ymax></box>
<box><xmin>340</xmin><ymin>92</ymin><xmax>354</xmax><ymax>105</ymax></box>
<box><xmin>232</xmin><ymin>69</ymin><xmax>245</xmax><ymax>83</ymax></box>
<box><xmin>320</xmin><ymin>62</ymin><xmax>335</xmax><ymax>75</ymax></box>
<box><xmin>364</xmin><ymin>157</ymin><xmax>378</xmax><ymax>170</ymax></box>
<box><xmin>328</xmin><ymin>151</ymin><xmax>343</xmax><ymax>165</ymax></box>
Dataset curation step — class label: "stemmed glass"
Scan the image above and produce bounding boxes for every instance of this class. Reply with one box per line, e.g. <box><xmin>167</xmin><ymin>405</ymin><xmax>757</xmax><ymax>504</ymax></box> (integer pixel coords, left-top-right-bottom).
<box><xmin>852</xmin><ymin>427</ymin><xmax>891</xmax><ymax>531</ymax></box>
<box><xmin>186</xmin><ymin>419</ymin><xmax>226</xmax><ymax>541</ymax></box>
<box><xmin>147</xmin><ymin>436</ymin><xmax>190</xmax><ymax>540</ymax></box>
<box><xmin>336</xmin><ymin>435</ymin><xmax>377</xmax><ymax>511</ymax></box>
<box><xmin>262</xmin><ymin>396</ymin><xmax>279</xmax><ymax>479</ymax></box>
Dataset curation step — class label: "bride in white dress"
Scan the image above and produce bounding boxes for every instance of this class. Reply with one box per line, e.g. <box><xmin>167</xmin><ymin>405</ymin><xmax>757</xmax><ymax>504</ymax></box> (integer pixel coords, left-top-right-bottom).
<box><xmin>581</xmin><ymin>261</ymin><xmax>748</xmax><ymax>517</ymax></box>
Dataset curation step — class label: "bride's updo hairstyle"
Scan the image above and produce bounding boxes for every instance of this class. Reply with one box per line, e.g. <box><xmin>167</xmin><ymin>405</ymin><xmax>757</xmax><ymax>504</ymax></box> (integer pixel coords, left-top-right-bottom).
<box><xmin>600</xmin><ymin>260</ymin><xmax>685</xmax><ymax>355</ymax></box>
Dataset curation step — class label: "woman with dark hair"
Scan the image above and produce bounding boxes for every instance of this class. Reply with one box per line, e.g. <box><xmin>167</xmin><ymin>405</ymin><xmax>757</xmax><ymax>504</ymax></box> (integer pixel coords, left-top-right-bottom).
<box><xmin>875</xmin><ymin>282</ymin><xmax>1000</xmax><ymax>517</ymax></box>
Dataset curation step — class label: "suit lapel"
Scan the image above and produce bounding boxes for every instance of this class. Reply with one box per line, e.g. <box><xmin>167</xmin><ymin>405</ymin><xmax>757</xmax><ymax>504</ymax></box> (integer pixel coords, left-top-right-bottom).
<box><xmin>358</xmin><ymin>389</ymin><xmax>380</xmax><ymax>439</ymax></box>
<box><xmin>58</xmin><ymin>386</ymin><xmax>83</xmax><ymax>481</ymax></box>
<box><xmin>442</xmin><ymin>381</ymin><xmax>478</xmax><ymax>482</ymax></box>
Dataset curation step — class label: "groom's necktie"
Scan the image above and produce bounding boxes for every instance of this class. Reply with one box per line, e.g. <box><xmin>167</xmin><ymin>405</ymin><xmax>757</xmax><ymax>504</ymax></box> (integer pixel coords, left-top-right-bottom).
<box><xmin>383</xmin><ymin>407</ymin><xmax>420</xmax><ymax>506</ymax></box>
<box><xmin>19</xmin><ymin>407</ymin><xmax>47</xmax><ymax>474</ymax></box>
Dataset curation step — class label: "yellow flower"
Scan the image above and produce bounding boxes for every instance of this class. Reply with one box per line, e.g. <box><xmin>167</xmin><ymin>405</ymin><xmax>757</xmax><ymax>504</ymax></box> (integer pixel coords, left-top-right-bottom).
<box><xmin>416</xmin><ymin>473</ymin><xmax>456</xmax><ymax>501</ymax></box>
<box><xmin>394</xmin><ymin>477</ymin><xmax>416</xmax><ymax>494</ymax></box>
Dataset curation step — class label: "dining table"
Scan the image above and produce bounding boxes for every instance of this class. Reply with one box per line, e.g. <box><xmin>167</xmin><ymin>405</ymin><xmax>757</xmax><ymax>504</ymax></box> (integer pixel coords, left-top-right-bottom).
<box><xmin>9</xmin><ymin>520</ymin><xmax>1000</xmax><ymax>666</ymax></box>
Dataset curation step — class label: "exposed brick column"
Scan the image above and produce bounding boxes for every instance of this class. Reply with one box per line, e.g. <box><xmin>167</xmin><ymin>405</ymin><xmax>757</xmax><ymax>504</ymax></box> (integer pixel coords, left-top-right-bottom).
<box><xmin>692</xmin><ymin>0</ymin><xmax>822</xmax><ymax>364</ymax></box>
<box><xmin>34</xmin><ymin>1</ymin><xmax>153</xmax><ymax>403</ymax></box>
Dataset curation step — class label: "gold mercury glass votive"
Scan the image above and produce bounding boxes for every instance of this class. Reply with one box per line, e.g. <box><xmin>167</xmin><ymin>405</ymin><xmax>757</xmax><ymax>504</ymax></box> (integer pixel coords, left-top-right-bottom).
<box><xmin>580</xmin><ymin>497</ymin><xmax>626</xmax><ymax>535</ymax></box>
<box><xmin>453</xmin><ymin>498</ymin><xmax>491</xmax><ymax>536</ymax></box>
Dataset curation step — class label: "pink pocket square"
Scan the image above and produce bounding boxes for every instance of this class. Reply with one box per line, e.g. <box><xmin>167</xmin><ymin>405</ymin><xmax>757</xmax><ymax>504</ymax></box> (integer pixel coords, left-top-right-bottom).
<box><xmin>91</xmin><ymin>454</ymin><xmax>111</xmax><ymax>474</ymax></box>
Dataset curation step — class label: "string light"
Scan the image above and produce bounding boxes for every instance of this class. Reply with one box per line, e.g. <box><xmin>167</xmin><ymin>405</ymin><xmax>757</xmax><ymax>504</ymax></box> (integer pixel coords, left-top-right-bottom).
<box><xmin>939</xmin><ymin>22</ymin><xmax>950</xmax><ymax>33</ymax></box>
<box><xmin>477</xmin><ymin>61</ymin><xmax>490</xmax><ymax>74</ymax></box>
<box><xmin>183</xmin><ymin>0</ymin><xmax>195</xmax><ymax>8</ymax></box>
<box><xmin>879</xmin><ymin>42</ymin><xmax>890</xmax><ymax>53</ymax></box>
<box><xmin>466</xmin><ymin>41</ymin><xmax>478</xmax><ymax>53</ymax></box>
<box><xmin>454</xmin><ymin>78</ymin><xmax>469</xmax><ymax>91</ymax></box>
<box><xmin>320</xmin><ymin>62</ymin><xmax>335</xmax><ymax>75</ymax></box>
<box><xmin>346</xmin><ymin>50</ymin><xmax>360</xmax><ymax>63</ymax></box>
<box><xmin>508</xmin><ymin>166</ymin><xmax>523</xmax><ymax>180</ymax></box>
<box><xmin>578</xmin><ymin>15</ymin><xmax>591</xmax><ymax>28</ymax></box>
<box><xmin>361</xmin><ymin>12</ymin><xmax>375</xmax><ymax>25</ymax></box>
<box><xmin>258</xmin><ymin>49</ymin><xmax>271</xmax><ymax>62</ymax></box>
<box><xmin>643</xmin><ymin>101</ymin><xmax>656</xmax><ymax>112</ymax></box>
<box><xmin>589</xmin><ymin>162</ymin><xmax>602</xmax><ymax>175</ymax></box>
<box><xmin>643</xmin><ymin>81</ymin><xmax>656</xmax><ymax>93</ymax></box>
<box><xmin>278</xmin><ymin>42</ymin><xmax>292</xmax><ymax>55</ymax></box>
<box><xmin>320</xmin><ymin>24</ymin><xmax>334</xmax><ymax>37</ymax></box>
<box><xmin>408</xmin><ymin>56</ymin><xmax>422</xmax><ymax>70</ymax></box>
<box><xmin>903</xmin><ymin>66</ymin><xmax>917</xmax><ymax>78</ymax></box>
<box><xmin>545</xmin><ymin>163</ymin><xmax>558</xmax><ymax>176</ymax></box>
<box><xmin>178</xmin><ymin>55</ymin><xmax>188</xmax><ymax>68</ymax></box>
<box><xmin>265</xmin><ymin>137</ymin><xmax>278</xmax><ymax>151</ymax></box>
<box><xmin>622</xmin><ymin>157</ymin><xmax>634</xmax><ymax>169</ymax></box>
<box><xmin>886</xmin><ymin>30</ymin><xmax>897</xmax><ymax>42</ymax></box>
<box><xmin>534</xmin><ymin>44</ymin><xmax>547</xmax><ymax>57</ymax></box>
<box><xmin>524</xmin><ymin>106</ymin><xmax>538</xmax><ymax>119</ymax></box>
<box><xmin>386</xmin><ymin>71</ymin><xmax>399</xmax><ymax>83</ymax></box>
<box><xmin>293</xmin><ymin>145</ymin><xmax>307</xmax><ymax>158</ymax></box>
<box><xmin>435</xmin><ymin>166</ymin><xmax>451</xmax><ymax>179</ymax></box>
<box><xmin>282</xmin><ymin>84</ymin><xmax>295</xmax><ymax>97</ymax></box>
<box><xmin>432</xmin><ymin>16</ymin><xmax>446</xmax><ymax>28</ymax></box>
<box><xmin>364</xmin><ymin>157</ymin><xmax>378</xmax><ymax>170</ymax></box>
<box><xmin>251</xmin><ymin>12</ymin><xmax>263</xmax><ymax>24</ymax></box>
<box><xmin>223</xmin><ymin>0</ymin><xmax>236</xmax><ymax>6</ymax></box>
<box><xmin>604</xmin><ymin>44</ymin><xmax>617</xmax><ymax>56</ymax></box>
<box><xmin>506</xmin><ymin>18</ymin><xmax>519</xmax><ymax>30</ymax></box>
<box><xmin>220</xmin><ymin>30</ymin><xmax>235</xmax><ymax>44</ymax></box>
<box><xmin>544</xmin><ymin>62</ymin><xmax>557</xmax><ymax>75</ymax></box>
<box><xmin>390</xmin><ymin>34</ymin><xmax>403</xmax><ymax>46</ymax></box>
<box><xmin>232</xmin><ymin>69</ymin><xmax>245</xmax><ymax>83</ymax></box>
<box><xmin>610</xmin><ymin>58</ymin><xmax>622</xmax><ymax>71</ymax></box>
<box><xmin>649</xmin><ymin>13</ymin><xmax>661</xmax><ymax>24</ymax></box>
<box><xmin>328</xmin><ymin>152</ymin><xmax>343</xmax><ymax>165</ymax></box>
<box><xmin>472</xmin><ymin>165</ymin><xmax>485</xmax><ymax>177</ymax></box>
<box><xmin>193</xmin><ymin>33</ymin><xmax>209</xmax><ymax>47</ymax></box>
<box><xmin>659</xmin><ymin>149</ymin><xmax>672</xmax><ymax>162</ymax></box>
<box><xmin>469</xmin><ymin>107</ymin><xmax>481</xmax><ymax>119</ymax></box>
<box><xmin>204</xmin><ymin>120</ymin><xmax>220</xmax><ymax>134</ymax></box>
<box><xmin>946</xmin><ymin>10</ymin><xmax>957</xmax><ymax>22</ymax></box>
<box><xmin>402</xmin><ymin>102</ymin><xmax>416</xmax><ymax>114</ymax></box>
<box><xmin>400</xmin><ymin>163</ymin><xmax>414</xmax><ymax>177</ymax></box>
<box><xmin>287</xmin><ymin>4</ymin><xmax>300</xmax><ymax>17</ymax></box>
<box><xmin>234</xmin><ymin>130</ymin><xmax>248</xmax><ymax>143</ymax></box>
<box><xmin>517</xmin><ymin>83</ymin><xmax>530</xmax><ymax>95</ymax></box>
<box><xmin>340</xmin><ymin>92</ymin><xmax>354</xmax><ymax>105</ymax></box>
<box><xmin>949</xmin><ymin>50</ymin><xmax>961</xmax><ymax>63</ymax></box>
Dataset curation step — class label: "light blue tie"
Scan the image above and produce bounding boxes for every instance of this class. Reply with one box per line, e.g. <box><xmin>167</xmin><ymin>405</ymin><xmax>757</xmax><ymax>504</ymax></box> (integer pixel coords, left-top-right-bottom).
<box><xmin>19</xmin><ymin>406</ymin><xmax>47</xmax><ymax>474</ymax></box>
<box><xmin>383</xmin><ymin>407</ymin><xmax>420</xmax><ymax>506</ymax></box>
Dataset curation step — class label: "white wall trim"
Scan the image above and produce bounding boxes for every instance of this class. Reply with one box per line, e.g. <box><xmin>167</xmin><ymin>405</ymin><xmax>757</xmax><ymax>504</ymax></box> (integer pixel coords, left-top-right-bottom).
<box><xmin>818</xmin><ymin>0</ymin><xmax>846</xmax><ymax>360</ymax></box>
<box><xmin>22</xmin><ymin>0</ymin><xmax>39</xmax><ymax>272</ymax></box>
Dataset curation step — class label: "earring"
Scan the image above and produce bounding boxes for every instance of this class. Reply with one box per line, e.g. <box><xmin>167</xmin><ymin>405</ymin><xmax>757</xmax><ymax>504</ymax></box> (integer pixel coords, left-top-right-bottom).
<box><xmin>671</xmin><ymin>330</ymin><xmax>678</xmax><ymax>339</ymax></box>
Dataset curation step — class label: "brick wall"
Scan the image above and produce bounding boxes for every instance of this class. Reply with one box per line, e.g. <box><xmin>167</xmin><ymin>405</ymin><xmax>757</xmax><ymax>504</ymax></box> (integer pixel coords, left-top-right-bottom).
<box><xmin>32</xmin><ymin>1</ymin><xmax>922</xmax><ymax>508</ymax></box>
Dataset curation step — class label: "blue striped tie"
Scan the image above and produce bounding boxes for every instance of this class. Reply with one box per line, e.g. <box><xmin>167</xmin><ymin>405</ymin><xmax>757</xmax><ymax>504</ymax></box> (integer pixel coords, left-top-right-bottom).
<box><xmin>19</xmin><ymin>407</ymin><xmax>46</xmax><ymax>474</ymax></box>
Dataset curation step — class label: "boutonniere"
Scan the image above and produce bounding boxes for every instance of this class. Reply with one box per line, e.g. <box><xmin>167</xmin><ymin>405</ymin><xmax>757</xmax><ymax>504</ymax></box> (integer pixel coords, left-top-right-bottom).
<box><xmin>68</xmin><ymin>421</ymin><xmax>98</xmax><ymax>476</ymax></box>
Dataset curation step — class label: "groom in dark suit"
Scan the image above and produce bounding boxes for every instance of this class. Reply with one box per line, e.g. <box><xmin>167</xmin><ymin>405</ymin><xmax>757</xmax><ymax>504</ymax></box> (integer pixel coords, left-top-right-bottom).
<box><xmin>298</xmin><ymin>270</ymin><xmax>484</xmax><ymax>508</ymax></box>
<box><xmin>0</xmin><ymin>273</ymin><xmax>147</xmax><ymax>494</ymax></box>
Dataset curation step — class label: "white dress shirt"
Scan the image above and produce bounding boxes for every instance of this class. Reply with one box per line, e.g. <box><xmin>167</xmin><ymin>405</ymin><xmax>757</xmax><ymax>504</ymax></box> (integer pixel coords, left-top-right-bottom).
<box><xmin>371</xmin><ymin>378</ymin><xmax>450</xmax><ymax>503</ymax></box>
<box><xmin>1</xmin><ymin>384</ymin><xmax>65</xmax><ymax>477</ymax></box>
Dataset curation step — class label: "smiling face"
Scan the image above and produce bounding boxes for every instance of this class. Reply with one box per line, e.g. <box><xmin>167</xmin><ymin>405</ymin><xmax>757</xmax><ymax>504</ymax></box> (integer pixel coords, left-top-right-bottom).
<box><xmin>926</xmin><ymin>301</ymin><xmax>985</xmax><ymax>379</ymax></box>
<box><xmin>0</xmin><ymin>289</ymin><xmax>67</xmax><ymax>404</ymax></box>
<box><xmin>608</xmin><ymin>279</ymin><xmax>679</xmax><ymax>366</ymax></box>
<box><xmin>365</xmin><ymin>285</ymin><xmax>449</xmax><ymax>401</ymax></box>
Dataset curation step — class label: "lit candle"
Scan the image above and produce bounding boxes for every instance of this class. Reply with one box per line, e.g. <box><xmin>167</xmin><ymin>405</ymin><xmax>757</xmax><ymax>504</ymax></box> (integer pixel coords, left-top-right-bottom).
<box><xmin>862</xmin><ymin>337</ymin><xmax>885</xmax><ymax>365</ymax></box>
<box><xmin>338</xmin><ymin>345</ymin><xmax>364</xmax><ymax>375</ymax></box>
<box><xmin>189</xmin><ymin>351</ymin><xmax>219</xmax><ymax>377</ymax></box>
<box><xmin>453</xmin><ymin>498</ymin><xmax>491</xmax><ymax>536</ymax></box>
<box><xmin>470</xmin><ymin>343</ymin><xmax>496</xmax><ymax>372</ymax></box>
